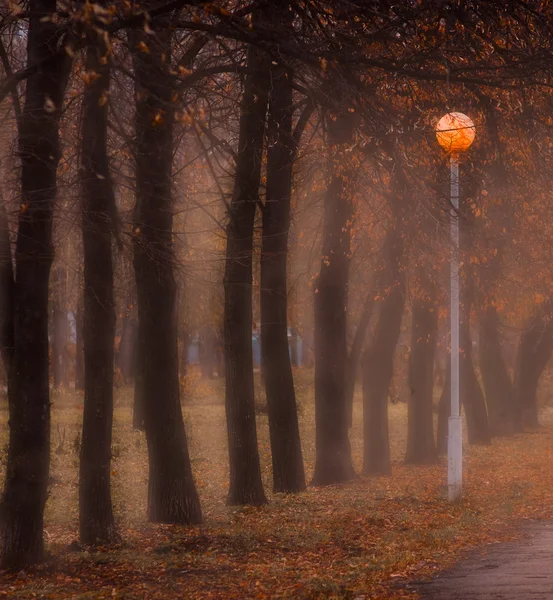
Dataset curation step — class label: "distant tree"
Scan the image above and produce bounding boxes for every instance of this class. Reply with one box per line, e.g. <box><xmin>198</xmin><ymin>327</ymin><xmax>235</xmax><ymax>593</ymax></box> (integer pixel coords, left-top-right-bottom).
<box><xmin>312</xmin><ymin>83</ymin><xmax>357</xmax><ymax>486</ymax></box>
<box><xmin>50</xmin><ymin>265</ymin><xmax>70</xmax><ymax>388</ymax></box>
<box><xmin>405</xmin><ymin>268</ymin><xmax>438</xmax><ymax>465</ymax></box>
<box><xmin>514</xmin><ymin>311</ymin><xmax>553</xmax><ymax>429</ymax></box>
<box><xmin>363</xmin><ymin>213</ymin><xmax>405</xmax><ymax>476</ymax></box>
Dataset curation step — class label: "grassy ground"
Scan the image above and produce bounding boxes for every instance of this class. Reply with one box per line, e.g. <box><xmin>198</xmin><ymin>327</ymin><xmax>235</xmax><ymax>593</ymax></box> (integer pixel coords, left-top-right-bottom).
<box><xmin>1</xmin><ymin>367</ymin><xmax>553</xmax><ymax>599</ymax></box>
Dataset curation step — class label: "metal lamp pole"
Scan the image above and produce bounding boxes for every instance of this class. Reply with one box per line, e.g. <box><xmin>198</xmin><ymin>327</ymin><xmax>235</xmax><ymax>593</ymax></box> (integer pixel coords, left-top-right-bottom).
<box><xmin>435</xmin><ymin>111</ymin><xmax>475</xmax><ymax>503</ymax></box>
<box><xmin>448</xmin><ymin>153</ymin><xmax>462</xmax><ymax>502</ymax></box>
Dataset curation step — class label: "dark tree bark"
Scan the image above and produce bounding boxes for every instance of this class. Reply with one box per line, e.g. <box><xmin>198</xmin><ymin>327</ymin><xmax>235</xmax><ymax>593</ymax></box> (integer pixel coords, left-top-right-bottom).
<box><xmin>51</xmin><ymin>265</ymin><xmax>69</xmax><ymax>388</ymax></box>
<box><xmin>1</xmin><ymin>0</ymin><xmax>70</xmax><ymax>569</ymax></box>
<box><xmin>405</xmin><ymin>271</ymin><xmax>438</xmax><ymax>465</ymax></box>
<box><xmin>460</xmin><ymin>283</ymin><xmax>491</xmax><ymax>446</ymax></box>
<box><xmin>223</xmin><ymin>37</ymin><xmax>269</xmax><ymax>505</ymax></box>
<box><xmin>260</xmin><ymin>53</ymin><xmax>306</xmax><ymax>494</ymax></box>
<box><xmin>75</xmin><ymin>292</ymin><xmax>84</xmax><ymax>391</ymax></box>
<box><xmin>362</xmin><ymin>224</ymin><xmax>405</xmax><ymax>476</ymax></box>
<box><xmin>78</xmin><ymin>23</ymin><xmax>117</xmax><ymax>545</ymax></box>
<box><xmin>0</xmin><ymin>198</ymin><xmax>13</xmax><ymax>376</ymax></box>
<box><xmin>473</xmin><ymin>95</ymin><xmax>515</xmax><ymax>437</ymax></box>
<box><xmin>199</xmin><ymin>324</ymin><xmax>216</xmax><ymax>380</ymax></box>
<box><xmin>514</xmin><ymin>313</ymin><xmax>553</xmax><ymax>429</ymax></box>
<box><xmin>131</xmin><ymin>18</ymin><xmax>201</xmax><ymax>523</ymax></box>
<box><xmin>345</xmin><ymin>295</ymin><xmax>375</xmax><ymax>428</ymax></box>
<box><xmin>118</xmin><ymin>306</ymin><xmax>137</xmax><ymax>383</ymax></box>
<box><xmin>177</xmin><ymin>289</ymin><xmax>189</xmax><ymax>380</ymax></box>
<box><xmin>438</xmin><ymin>302</ymin><xmax>492</xmax><ymax>447</ymax></box>
<box><xmin>312</xmin><ymin>105</ymin><xmax>356</xmax><ymax>486</ymax></box>
<box><xmin>479</xmin><ymin>304</ymin><xmax>516</xmax><ymax>436</ymax></box>
<box><xmin>132</xmin><ymin>335</ymin><xmax>146</xmax><ymax>430</ymax></box>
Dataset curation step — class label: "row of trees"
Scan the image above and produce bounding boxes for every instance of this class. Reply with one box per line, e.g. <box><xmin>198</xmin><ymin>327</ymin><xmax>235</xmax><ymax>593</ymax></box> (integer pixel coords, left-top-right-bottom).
<box><xmin>1</xmin><ymin>0</ymin><xmax>553</xmax><ymax>571</ymax></box>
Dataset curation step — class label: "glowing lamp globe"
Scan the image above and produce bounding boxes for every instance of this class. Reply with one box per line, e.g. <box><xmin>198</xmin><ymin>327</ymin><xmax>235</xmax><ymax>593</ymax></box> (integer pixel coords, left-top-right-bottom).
<box><xmin>435</xmin><ymin>112</ymin><xmax>475</xmax><ymax>153</ymax></box>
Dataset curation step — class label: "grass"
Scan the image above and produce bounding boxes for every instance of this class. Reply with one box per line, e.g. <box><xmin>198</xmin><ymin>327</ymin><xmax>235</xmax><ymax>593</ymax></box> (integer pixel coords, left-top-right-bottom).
<box><xmin>1</xmin><ymin>366</ymin><xmax>553</xmax><ymax>598</ymax></box>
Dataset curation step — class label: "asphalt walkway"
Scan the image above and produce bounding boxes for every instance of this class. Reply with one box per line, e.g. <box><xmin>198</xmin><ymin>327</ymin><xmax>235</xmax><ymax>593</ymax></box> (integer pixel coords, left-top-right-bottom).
<box><xmin>412</xmin><ymin>522</ymin><xmax>553</xmax><ymax>599</ymax></box>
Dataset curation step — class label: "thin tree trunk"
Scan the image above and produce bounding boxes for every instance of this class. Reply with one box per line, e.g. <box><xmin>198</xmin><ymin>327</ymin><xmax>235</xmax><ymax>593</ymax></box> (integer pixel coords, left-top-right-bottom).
<box><xmin>260</xmin><ymin>54</ymin><xmax>305</xmax><ymax>494</ymax></box>
<box><xmin>118</xmin><ymin>306</ymin><xmax>137</xmax><ymax>383</ymax></box>
<box><xmin>473</xmin><ymin>96</ymin><xmax>515</xmax><ymax>436</ymax></box>
<box><xmin>51</xmin><ymin>265</ymin><xmax>69</xmax><ymax>388</ymax></box>
<box><xmin>456</xmin><ymin>178</ymin><xmax>491</xmax><ymax>446</ymax></box>
<box><xmin>479</xmin><ymin>304</ymin><xmax>516</xmax><ymax>436</ymax></box>
<box><xmin>0</xmin><ymin>197</ymin><xmax>13</xmax><ymax>376</ymax></box>
<box><xmin>223</xmin><ymin>36</ymin><xmax>269</xmax><ymax>506</ymax></box>
<box><xmin>78</xmin><ymin>23</ymin><xmax>117</xmax><ymax>545</ymax></box>
<box><xmin>405</xmin><ymin>271</ymin><xmax>438</xmax><ymax>465</ymax></box>
<box><xmin>131</xmin><ymin>18</ymin><xmax>201</xmax><ymax>524</ymax></box>
<box><xmin>131</xmin><ymin>262</ymin><xmax>144</xmax><ymax>429</ymax></box>
<box><xmin>132</xmin><ymin>335</ymin><xmax>146</xmax><ymax>430</ymax></box>
<box><xmin>75</xmin><ymin>292</ymin><xmax>84</xmax><ymax>391</ymax></box>
<box><xmin>439</xmin><ymin>314</ymin><xmax>491</xmax><ymax>446</ymax></box>
<box><xmin>312</xmin><ymin>105</ymin><xmax>357</xmax><ymax>486</ymax></box>
<box><xmin>345</xmin><ymin>295</ymin><xmax>375</xmax><ymax>428</ymax></box>
<box><xmin>177</xmin><ymin>288</ymin><xmax>189</xmax><ymax>380</ymax></box>
<box><xmin>460</xmin><ymin>293</ymin><xmax>491</xmax><ymax>445</ymax></box>
<box><xmin>514</xmin><ymin>314</ymin><xmax>553</xmax><ymax>429</ymax></box>
<box><xmin>362</xmin><ymin>224</ymin><xmax>405</xmax><ymax>476</ymax></box>
<box><xmin>1</xmin><ymin>0</ymin><xmax>70</xmax><ymax>569</ymax></box>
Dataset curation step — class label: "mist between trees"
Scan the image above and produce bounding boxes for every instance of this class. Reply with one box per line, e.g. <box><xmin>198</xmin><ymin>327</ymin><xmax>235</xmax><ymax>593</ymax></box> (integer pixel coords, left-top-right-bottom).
<box><xmin>1</xmin><ymin>0</ymin><xmax>553</xmax><ymax>580</ymax></box>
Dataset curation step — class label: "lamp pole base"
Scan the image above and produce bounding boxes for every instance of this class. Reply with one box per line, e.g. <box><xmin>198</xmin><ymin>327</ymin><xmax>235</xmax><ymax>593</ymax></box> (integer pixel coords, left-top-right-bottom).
<box><xmin>448</xmin><ymin>415</ymin><xmax>462</xmax><ymax>502</ymax></box>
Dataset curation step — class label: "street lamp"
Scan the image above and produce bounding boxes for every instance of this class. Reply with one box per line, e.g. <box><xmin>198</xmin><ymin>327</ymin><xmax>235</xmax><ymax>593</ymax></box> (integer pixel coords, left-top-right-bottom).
<box><xmin>435</xmin><ymin>112</ymin><xmax>476</xmax><ymax>502</ymax></box>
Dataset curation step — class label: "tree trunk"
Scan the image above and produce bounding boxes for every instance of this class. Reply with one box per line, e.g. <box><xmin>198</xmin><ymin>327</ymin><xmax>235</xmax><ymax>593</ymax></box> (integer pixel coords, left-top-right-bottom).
<box><xmin>118</xmin><ymin>307</ymin><xmax>137</xmax><ymax>383</ymax></box>
<box><xmin>456</xmin><ymin>188</ymin><xmax>491</xmax><ymax>446</ymax></box>
<box><xmin>312</xmin><ymin>106</ymin><xmax>357</xmax><ymax>486</ymax></box>
<box><xmin>438</xmin><ymin>313</ymin><xmax>491</xmax><ymax>447</ymax></box>
<box><xmin>132</xmin><ymin>335</ymin><xmax>146</xmax><ymax>430</ymax></box>
<box><xmin>479</xmin><ymin>304</ymin><xmax>516</xmax><ymax>436</ymax></box>
<box><xmin>405</xmin><ymin>272</ymin><xmax>438</xmax><ymax>465</ymax></box>
<box><xmin>514</xmin><ymin>313</ymin><xmax>553</xmax><ymax>429</ymax></box>
<box><xmin>199</xmin><ymin>325</ymin><xmax>214</xmax><ymax>379</ymax></box>
<box><xmin>223</xmin><ymin>36</ymin><xmax>269</xmax><ymax>506</ymax></box>
<box><xmin>1</xmin><ymin>0</ymin><xmax>70</xmax><ymax>569</ymax></box>
<box><xmin>0</xmin><ymin>197</ymin><xmax>13</xmax><ymax>376</ymax></box>
<box><xmin>362</xmin><ymin>225</ymin><xmax>405</xmax><ymax>476</ymax></box>
<box><xmin>75</xmin><ymin>293</ymin><xmax>84</xmax><ymax>391</ymax></box>
<box><xmin>131</xmin><ymin>18</ymin><xmax>201</xmax><ymax>524</ymax></box>
<box><xmin>51</xmin><ymin>266</ymin><xmax>69</xmax><ymax>388</ymax></box>
<box><xmin>460</xmin><ymin>296</ymin><xmax>491</xmax><ymax>445</ymax></box>
<box><xmin>345</xmin><ymin>295</ymin><xmax>375</xmax><ymax>428</ymax></box>
<box><xmin>79</xmin><ymin>27</ymin><xmax>117</xmax><ymax>545</ymax></box>
<box><xmin>177</xmin><ymin>289</ymin><xmax>188</xmax><ymax>380</ymax></box>
<box><xmin>260</xmin><ymin>55</ymin><xmax>305</xmax><ymax>494</ymax></box>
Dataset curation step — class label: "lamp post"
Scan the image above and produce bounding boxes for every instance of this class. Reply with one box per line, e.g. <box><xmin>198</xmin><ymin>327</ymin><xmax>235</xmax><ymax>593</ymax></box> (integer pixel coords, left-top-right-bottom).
<box><xmin>435</xmin><ymin>112</ymin><xmax>476</xmax><ymax>502</ymax></box>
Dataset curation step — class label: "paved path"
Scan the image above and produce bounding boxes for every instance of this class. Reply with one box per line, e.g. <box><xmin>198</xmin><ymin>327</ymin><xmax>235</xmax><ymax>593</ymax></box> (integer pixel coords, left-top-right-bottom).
<box><xmin>411</xmin><ymin>522</ymin><xmax>553</xmax><ymax>599</ymax></box>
